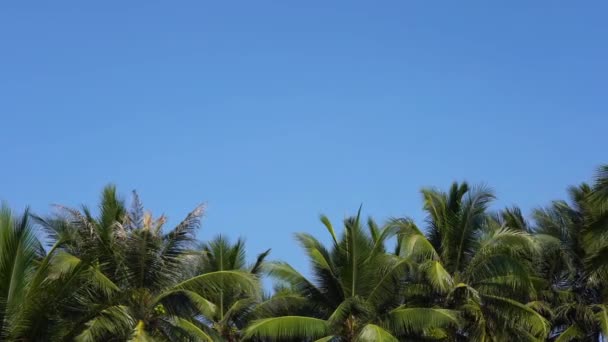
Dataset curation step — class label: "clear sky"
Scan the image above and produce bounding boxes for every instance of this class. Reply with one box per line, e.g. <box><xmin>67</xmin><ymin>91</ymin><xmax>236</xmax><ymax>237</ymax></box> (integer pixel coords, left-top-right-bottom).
<box><xmin>1</xmin><ymin>2</ymin><xmax>607</xmax><ymax>276</ymax></box>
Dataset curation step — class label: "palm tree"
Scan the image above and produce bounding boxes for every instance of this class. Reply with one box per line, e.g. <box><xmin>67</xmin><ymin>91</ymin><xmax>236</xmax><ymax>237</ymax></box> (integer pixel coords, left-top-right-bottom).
<box><xmin>0</xmin><ymin>204</ymin><xmax>42</xmax><ymax>340</ymax></box>
<box><xmin>0</xmin><ymin>204</ymin><xmax>107</xmax><ymax>341</ymax></box>
<box><xmin>531</xmin><ymin>167</ymin><xmax>608</xmax><ymax>341</ymax></box>
<box><xmin>188</xmin><ymin>235</ymin><xmax>270</xmax><ymax>341</ymax></box>
<box><xmin>37</xmin><ymin>185</ymin><xmax>259</xmax><ymax>341</ymax></box>
<box><xmin>392</xmin><ymin>182</ymin><xmax>548</xmax><ymax>341</ymax></box>
<box><xmin>244</xmin><ymin>208</ymin><xmax>459</xmax><ymax>341</ymax></box>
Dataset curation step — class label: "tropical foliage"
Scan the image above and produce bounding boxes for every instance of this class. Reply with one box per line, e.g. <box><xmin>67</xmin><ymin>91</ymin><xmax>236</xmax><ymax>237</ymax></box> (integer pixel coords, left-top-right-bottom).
<box><xmin>1</xmin><ymin>164</ymin><xmax>607</xmax><ymax>341</ymax></box>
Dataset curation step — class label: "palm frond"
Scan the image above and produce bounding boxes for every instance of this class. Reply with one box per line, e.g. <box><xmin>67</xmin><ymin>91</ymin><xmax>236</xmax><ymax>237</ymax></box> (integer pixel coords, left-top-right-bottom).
<box><xmin>266</xmin><ymin>262</ymin><xmax>324</xmax><ymax>301</ymax></box>
<box><xmin>173</xmin><ymin>270</ymin><xmax>258</xmax><ymax>299</ymax></box>
<box><xmin>320</xmin><ymin>215</ymin><xmax>339</xmax><ymax>248</ymax></box>
<box><xmin>155</xmin><ymin>289</ymin><xmax>217</xmax><ymax>318</ymax></box>
<box><xmin>388</xmin><ymin>307</ymin><xmax>460</xmax><ymax>335</ymax></box>
<box><xmin>161</xmin><ymin>204</ymin><xmax>205</xmax><ymax>264</ymax></box>
<box><xmin>250</xmin><ymin>248</ymin><xmax>271</xmax><ymax>275</ymax></box>
<box><xmin>251</xmin><ymin>293</ymin><xmax>312</xmax><ymax>318</ymax></box>
<box><xmin>75</xmin><ymin>305</ymin><xmax>134</xmax><ymax>342</ymax></box>
<box><xmin>391</xmin><ymin>218</ymin><xmax>438</xmax><ymax>261</ymax></box>
<box><xmin>356</xmin><ymin>323</ymin><xmax>398</xmax><ymax>342</ymax></box>
<box><xmin>170</xmin><ymin>317</ymin><xmax>214</xmax><ymax>341</ymax></box>
<box><xmin>327</xmin><ymin>296</ymin><xmax>373</xmax><ymax>327</ymax></box>
<box><xmin>243</xmin><ymin>316</ymin><xmax>329</xmax><ymax>340</ymax></box>
<box><xmin>420</xmin><ymin>260</ymin><xmax>453</xmax><ymax>294</ymax></box>
<box><xmin>127</xmin><ymin>190</ymin><xmax>145</xmax><ymax>231</ymax></box>
<box><xmin>366</xmin><ymin>257</ymin><xmax>414</xmax><ymax>306</ymax></box>
<box><xmin>595</xmin><ymin>304</ymin><xmax>608</xmax><ymax>337</ymax></box>
<box><xmin>128</xmin><ymin>320</ymin><xmax>155</xmax><ymax>342</ymax></box>
<box><xmin>0</xmin><ymin>206</ymin><xmax>39</xmax><ymax>339</ymax></box>
<box><xmin>554</xmin><ymin>325</ymin><xmax>584</xmax><ymax>342</ymax></box>
<box><xmin>480</xmin><ymin>294</ymin><xmax>549</xmax><ymax>338</ymax></box>
<box><xmin>98</xmin><ymin>185</ymin><xmax>126</xmax><ymax>241</ymax></box>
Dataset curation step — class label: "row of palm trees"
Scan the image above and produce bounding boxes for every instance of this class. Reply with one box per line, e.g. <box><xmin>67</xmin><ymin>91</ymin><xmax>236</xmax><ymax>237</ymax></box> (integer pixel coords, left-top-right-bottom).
<box><xmin>1</xmin><ymin>165</ymin><xmax>607</xmax><ymax>341</ymax></box>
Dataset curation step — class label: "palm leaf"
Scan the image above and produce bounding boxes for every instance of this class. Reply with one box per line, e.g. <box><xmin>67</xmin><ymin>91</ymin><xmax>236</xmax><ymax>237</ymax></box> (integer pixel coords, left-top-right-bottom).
<box><xmin>243</xmin><ymin>316</ymin><xmax>329</xmax><ymax>340</ymax></box>
<box><xmin>155</xmin><ymin>289</ymin><xmax>217</xmax><ymax>318</ymax></box>
<box><xmin>366</xmin><ymin>257</ymin><xmax>413</xmax><ymax>306</ymax></box>
<box><xmin>388</xmin><ymin>307</ymin><xmax>460</xmax><ymax>335</ymax></box>
<box><xmin>75</xmin><ymin>305</ymin><xmax>134</xmax><ymax>342</ymax></box>
<box><xmin>172</xmin><ymin>270</ymin><xmax>258</xmax><ymax>298</ymax></box>
<box><xmin>266</xmin><ymin>262</ymin><xmax>324</xmax><ymax>300</ymax></box>
<box><xmin>391</xmin><ymin>218</ymin><xmax>438</xmax><ymax>261</ymax></box>
<box><xmin>480</xmin><ymin>294</ymin><xmax>549</xmax><ymax>338</ymax></box>
<box><xmin>595</xmin><ymin>304</ymin><xmax>608</xmax><ymax>337</ymax></box>
<box><xmin>356</xmin><ymin>324</ymin><xmax>398</xmax><ymax>341</ymax></box>
<box><xmin>48</xmin><ymin>251</ymin><xmax>119</xmax><ymax>297</ymax></box>
<box><xmin>554</xmin><ymin>325</ymin><xmax>584</xmax><ymax>342</ymax></box>
<box><xmin>251</xmin><ymin>293</ymin><xmax>311</xmax><ymax>318</ymax></box>
<box><xmin>320</xmin><ymin>215</ymin><xmax>339</xmax><ymax>248</ymax></box>
<box><xmin>421</xmin><ymin>260</ymin><xmax>453</xmax><ymax>294</ymax></box>
<box><xmin>0</xmin><ymin>206</ymin><xmax>39</xmax><ymax>339</ymax></box>
<box><xmin>171</xmin><ymin>317</ymin><xmax>214</xmax><ymax>341</ymax></box>
<box><xmin>162</xmin><ymin>204</ymin><xmax>205</xmax><ymax>262</ymax></box>
<box><xmin>128</xmin><ymin>320</ymin><xmax>154</xmax><ymax>342</ymax></box>
<box><xmin>250</xmin><ymin>248</ymin><xmax>271</xmax><ymax>275</ymax></box>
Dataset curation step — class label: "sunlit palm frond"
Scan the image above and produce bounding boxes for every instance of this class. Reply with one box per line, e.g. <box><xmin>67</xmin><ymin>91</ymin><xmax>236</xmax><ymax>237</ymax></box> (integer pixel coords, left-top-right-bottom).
<box><xmin>243</xmin><ymin>316</ymin><xmax>330</xmax><ymax>340</ymax></box>
<box><xmin>128</xmin><ymin>320</ymin><xmax>155</xmax><ymax>342</ymax></box>
<box><xmin>356</xmin><ymin>323</ymin><xmax>398</xmax><ymax>342</ymax></box>
<box><xmin>320</xmin><ymin>214</ymin><xmax>339</xmax><ymax>248</ymax></box>
<box><xmin>420</xmin><ymin>260</ymin><xmax>453</xmax><ymax>294</ymax></box>
<box><xmin>554</xmin><ymin>324</ymin><xmax>584</xmax><ymax>342</ymax></box>
<box><xmin>391</xmin><ymin>218</ymin><xmax>438</xmax><ymax>261</ymax></box>
<box><xmin>173</xmin><ymin>270</ymin><xmax>259</xmax><ymax>299</ymax></box>
<box><xmin>388</xmin><ymin>307</ymin><xmax>460</xmax><ymax>336</ymax></box>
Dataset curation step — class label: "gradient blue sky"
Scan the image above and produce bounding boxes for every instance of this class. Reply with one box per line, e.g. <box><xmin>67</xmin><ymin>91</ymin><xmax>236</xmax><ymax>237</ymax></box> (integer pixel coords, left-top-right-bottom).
<box><xmin>1</xmin><ymin>2</ymin><xmax>607</xmax><ymax>274</ymax></box>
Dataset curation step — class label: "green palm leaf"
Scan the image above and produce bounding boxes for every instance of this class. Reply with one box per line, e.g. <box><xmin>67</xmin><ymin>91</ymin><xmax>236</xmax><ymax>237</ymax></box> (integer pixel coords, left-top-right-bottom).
<box><xmin>595</xmin><ymin>304</ymin><xmax>608</xmax><ymax>337</ymax></box>
<box><xmin>266</xmin><ymin>262</ymin><xmax>324</xmax><ymax>300</ymax></box>
<box><xmin>172</xmin><ymin>270</ymin><xmax>258</xmax><ymax>298</ymax></box>
<box><xmin>243</xmin><ymin>316</ymin><xmax>329</xmax><ymax>340</ymax></box>
<box><xmin>171</xmin><ymin>317</ymin><xmax>214</xmax><ymax>341</ymax></box>
<box><xmin>49</xmin><ymin>251</ymin><xmax>120</xmax><ymax>297</ymax></box>
<box><xmin>155</xmin><ymin>289</ymin><xmax>217</xmax><ymax>318</ymax></box>
<box><xmin>75</xmin><ymin>305</ymin><xmax>135</xmax><ymax>342</ymax></box>
<box><xmin>554</xmin><ymin>325</ymin><xmax>584</xmax><ymax>342</ymax></box>
<box><xmin>421</xmin><ymin>260</ymin><xmax>453</xmax><ymax>294</ymax></box>
<box><xmin>356</xmin><ymin>324</ymin><xmax>398</xmax><ymax>341</ymax></box>
<box><xmin>0</xmin><ymin>206</ymin><xmax>41</xmax><ymax>339</ymax></box>
<box><xmin>366</xmin><ymin>257</ymin><xmax>414</xmax><ymax>306</ymax></box>
<box><xmin>128</xmin><ymin>321</ymin><xmax>155</xmax><ymax>342</ymax></box>
<box><xmin>388</xmin><ymin>307</ymin><xmax>460</xmax><ymax>335</ymax></box>
<box><xmin>480</xmin><ymin>294</ymin><xmax>549</xmax><ymax>338</ymax></box>
<box><xmin>252</xmin><ymin>293</ymin><xmax>311</xmax><ymax>318</ymax></box>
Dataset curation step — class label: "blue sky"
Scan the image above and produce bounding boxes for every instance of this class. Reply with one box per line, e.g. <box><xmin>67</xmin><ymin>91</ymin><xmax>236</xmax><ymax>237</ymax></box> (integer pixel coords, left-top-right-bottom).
<box><xmin>1</xmin><ymin>2</ymin><xmax>607</xmax><ymax>276</ymax></box>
